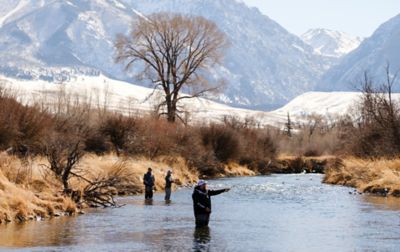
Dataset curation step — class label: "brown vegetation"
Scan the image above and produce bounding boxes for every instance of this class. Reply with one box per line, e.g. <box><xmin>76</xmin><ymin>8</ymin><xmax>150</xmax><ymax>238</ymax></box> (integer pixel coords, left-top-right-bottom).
<box><xmin>324</xmin><ymin>158</ymin><xmax>400</xmax><ymax>197</ymax></box>
<box><xmin>2</xmin><ymin>64</ymin><xmax>400</xmax><ymax>223</ymax></box>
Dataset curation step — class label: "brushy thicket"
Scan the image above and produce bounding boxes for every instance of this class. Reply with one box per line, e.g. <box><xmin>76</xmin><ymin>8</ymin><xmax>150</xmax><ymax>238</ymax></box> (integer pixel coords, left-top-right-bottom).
<box><xmin>2</xmin><ymin>68</ymin><xmax>399</xmax><ymax>179</ymax></box>
<box><xmin>0</xmin><ymin>85</ymin><xmax>278</xmax><ymax>177</ymax></box>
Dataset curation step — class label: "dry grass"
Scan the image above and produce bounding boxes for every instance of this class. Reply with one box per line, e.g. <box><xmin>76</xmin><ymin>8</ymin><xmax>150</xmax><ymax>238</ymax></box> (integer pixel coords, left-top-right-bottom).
<box><xmin>0</xmin><ymin>152</ymin><xmax>202</xmax><ymax>223</ymax></box>
<box><xmin>324</xmin><ymin>157</ymin><xmax>400</xmax><ymax>196</ymax></box>
<box><xmin>0</xmin><ymin>149</ymin><xmax>265</xmax><ymax>224</ymax></box>
<box><xmin>221</xmin><ymin>162</ymin><xmax>256</xmax><ymax>177</ymax></box>
<box><xmin>0</xmin><ymin>153</ymin><xmax>76</xmax><ymax>223</ymax></box>
<box><xmin>74</xmin><ymin>154</ymin><xmax>198</xmax><ymax>193</ymax></box>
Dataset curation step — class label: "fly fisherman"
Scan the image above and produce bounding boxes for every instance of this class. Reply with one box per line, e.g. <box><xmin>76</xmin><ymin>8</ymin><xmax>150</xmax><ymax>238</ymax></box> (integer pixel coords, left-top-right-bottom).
<box><xmin>165</xmin><ymin>170</ymin><xmax>175</xmax><ymax>201</ymax></box>
<box><xmin>192</xmin><ymin>180</ymin><xmax>230</xmax><ymax>227</ymax></box>
<box><xmin>143</xmin><ymin>167</ymin><xmax>155</xmax><ymax>200</ymax></box>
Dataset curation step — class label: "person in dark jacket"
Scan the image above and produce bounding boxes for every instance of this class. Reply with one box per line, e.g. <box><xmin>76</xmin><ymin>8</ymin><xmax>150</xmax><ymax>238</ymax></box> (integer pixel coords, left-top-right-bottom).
<box><xmin>165</xmin><ymin>170</ymin><xmax>175</xmax><ymax>201</ymax></box>
<box><xmin>143</xmin><ymin>167</ymin><xmax>155</xmax><ymax>199</ymax></box>
<box><xmin>192</xmin><ymin>180</ymin><xmax>230</xmax><ymax>227</ymax></box>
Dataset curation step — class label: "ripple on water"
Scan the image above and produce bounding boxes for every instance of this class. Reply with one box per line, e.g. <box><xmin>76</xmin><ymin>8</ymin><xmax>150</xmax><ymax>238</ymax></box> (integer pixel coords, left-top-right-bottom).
<box><xmin>1</xmin><ymin>174</ymin><xmax>400</xmax><ymax>251</ymax></box>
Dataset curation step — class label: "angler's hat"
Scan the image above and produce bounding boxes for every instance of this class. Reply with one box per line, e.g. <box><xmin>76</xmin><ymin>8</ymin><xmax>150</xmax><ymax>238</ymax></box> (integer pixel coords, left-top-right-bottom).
<box><xmin>197</xmin><ymin>180</ymin><xmax>207</xmax><ymax>186</ymax></box>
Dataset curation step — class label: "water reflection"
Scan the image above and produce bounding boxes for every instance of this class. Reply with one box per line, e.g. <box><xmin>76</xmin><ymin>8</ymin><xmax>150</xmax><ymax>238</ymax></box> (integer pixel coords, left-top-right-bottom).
<box><xmin>144</xmin><ymin>199</ymin><xmax>154</xmax><ymax>205</ymax></box>
<box><xmin>192</xmin><ymin>226</ymin><xmax>211</xmax><ymax>252</ymax></box>
<box><xmin>0</xmin><ymin>216</ymin><xmax>79</xmax><ymax>247</ymax></box>
<box><xmin>362</xmin><ymin>195</ymin><xmax>400</xmax><ymax>211</ymax></box>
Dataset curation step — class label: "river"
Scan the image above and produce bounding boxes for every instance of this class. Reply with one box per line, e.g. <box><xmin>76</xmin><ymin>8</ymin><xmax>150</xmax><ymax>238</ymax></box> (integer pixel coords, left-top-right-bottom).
<box><xmin>1</xmin><ymin>174</ymin><xmax>400</xmax><ymax>251</ymax></box>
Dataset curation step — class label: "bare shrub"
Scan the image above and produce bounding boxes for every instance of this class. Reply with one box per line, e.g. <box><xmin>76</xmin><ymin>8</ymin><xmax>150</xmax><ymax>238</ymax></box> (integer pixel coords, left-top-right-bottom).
<box><xmin>44</xmin><ymin>136</ymin><xmax>84</xmax><ymax>192</ymax></box>
<box><xmin>200</xmin><ymin>124</ymin><xmax>239</xmax><ymax>163</ymax></box>
<box><xmin>84</xmin><ymin>132</ymin><xmax>110</xmax><ymax>155</ymax></box>
<box><xmin>128</xmin><ymin>118</ymin><xmax>178</xmax><ymax>158</ymax></box>
<box><xmin>348</xmin><ymin>67</ymin><xmax>400</xmax><ymax>157</ymax></box>
<box><xmin>0</xmin><ymin>95</ymin><xmax>53</xmax><ymax>154</ymax></box>
<box><xmin>100</xmin><ymin>115</ymin><xmax>136</xmax><ymax>156</ymax></box>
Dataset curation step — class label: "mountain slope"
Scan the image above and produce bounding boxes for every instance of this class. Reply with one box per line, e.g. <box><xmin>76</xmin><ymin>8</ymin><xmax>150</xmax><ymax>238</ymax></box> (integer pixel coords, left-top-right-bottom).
<box><xmin>318</xmin><ymin>14</ymin><xmax>400</xmax><ymax>91</ymax></box>
<box><xmin>301</xmin><ymin>28</ymin><xmax>362</xmax><ymax>58</ymax></box>
<box><xmin>122</xmin><ymin>0</ymin><xmax>327</xmax><ymax>109</ymax></box>
<box><xmin>0</xmin><ymin>0</ymin><xmax>327</xmax><ymax>109</ymax></box>
<box><xmin>0</xmin><ymin>0</ymin><xmax>137</xmax><ymax>80</ymax></box>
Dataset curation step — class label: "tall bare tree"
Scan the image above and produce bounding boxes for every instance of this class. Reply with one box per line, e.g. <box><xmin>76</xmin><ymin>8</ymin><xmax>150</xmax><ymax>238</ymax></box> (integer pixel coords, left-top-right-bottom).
<box><xmin>115</xmin><ymin>13</ymin><xmax>229</xmax><ymax>122</ymax></box>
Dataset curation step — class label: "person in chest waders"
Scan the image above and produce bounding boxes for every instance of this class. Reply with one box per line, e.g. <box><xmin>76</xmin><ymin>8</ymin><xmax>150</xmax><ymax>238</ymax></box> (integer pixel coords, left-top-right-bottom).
<box><xmin>165</xmin><ymin>170</ymin><xmax>175</xmax><ymax>201</ymax></box>
<box><xmin>192</xmin><ymin>180</ymin><xmax>230</xmax><ymax>227</ymax></box>
<box><xmin>143</xmin><ymin>167</ymin><xmax>155</xmax><ymax>200</ymax></box>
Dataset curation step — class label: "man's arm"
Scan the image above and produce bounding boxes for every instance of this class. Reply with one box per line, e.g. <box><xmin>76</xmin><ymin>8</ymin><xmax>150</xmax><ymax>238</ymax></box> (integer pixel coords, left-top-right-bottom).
<box><xmin>208</xmin><ymin>188</ymin><xmax>230</xmax><ymax>196</ymax></box>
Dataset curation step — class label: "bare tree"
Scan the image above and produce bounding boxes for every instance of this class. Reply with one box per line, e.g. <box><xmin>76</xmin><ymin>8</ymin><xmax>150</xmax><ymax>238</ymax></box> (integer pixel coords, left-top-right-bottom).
<box><xmin>115</xmin><ymin>13</ymin><xmax>229</xmax><ymax>122</ymax></box>
<box><xmin>355</xmin><ymin>64</ymin><xmax>400</xmax><ymax>157</ymax></box>
<box><xmin>45</xmin><ymin>137</ymin><xmax>84</xmax><ymax>192</ymax></box>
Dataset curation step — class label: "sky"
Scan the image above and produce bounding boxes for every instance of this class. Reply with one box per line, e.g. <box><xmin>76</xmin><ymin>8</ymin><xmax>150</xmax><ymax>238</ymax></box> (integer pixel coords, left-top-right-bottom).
<box><xmin>242</xmin><ymin>0</ymin><xmax>400</xmax><ymax>37</ymax></box>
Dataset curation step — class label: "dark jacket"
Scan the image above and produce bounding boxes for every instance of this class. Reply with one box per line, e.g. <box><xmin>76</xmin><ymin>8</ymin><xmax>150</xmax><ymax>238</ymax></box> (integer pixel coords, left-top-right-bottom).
<box><xmin>192</xmin><ymin>187</ymin><xmax>226</xmax><ymax>215</ymax></box>
<box><xmin>165</xmin><ymin>174</ymin><xmax>173</xmax><ymax>188</ymax></box>
<box><xmin>143</xmin><ymin>172</ymin><xmax>155</xmax><ymax>187</ymax></box>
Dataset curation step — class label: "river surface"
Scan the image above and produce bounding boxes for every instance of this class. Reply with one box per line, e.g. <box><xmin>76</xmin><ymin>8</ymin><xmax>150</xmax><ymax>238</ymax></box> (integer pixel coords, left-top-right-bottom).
<box><xmin>1</xmin><ymin>174</ymin><xmax>400</xmax><ymax>251</ymax></box>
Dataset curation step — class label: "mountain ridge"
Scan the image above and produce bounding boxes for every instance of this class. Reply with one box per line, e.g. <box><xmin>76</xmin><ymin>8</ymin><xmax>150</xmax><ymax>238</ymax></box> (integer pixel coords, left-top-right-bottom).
<box><xmin>0</xmin><ymin>0</ymin><xmax>329</xmax><ymax>109</ymax></box>
<box><xmin>301</xmin><ymin>28</ymin><xmax>363</xmax><ymax>58</ymax></box>
<box><xmin>318</xmin><ymin>14</ymin><xmax>400</xmax><ymax>91</ymax></box>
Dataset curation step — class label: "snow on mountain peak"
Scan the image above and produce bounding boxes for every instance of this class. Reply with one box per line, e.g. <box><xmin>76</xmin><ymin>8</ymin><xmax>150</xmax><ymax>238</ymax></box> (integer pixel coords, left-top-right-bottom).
<box><xmin>0</xmin><ymin>0</ymin><xmax>328</xmax><ymax>110</ymax></box>
<box><xmin>318</xmin><ymin>14</ymin><xmax>400</xmax><ymax>92</ymax></box>
<box><xmin>301</xmin><ymin>28</ymin><xmax>363</xmax><ymax>58</ymax></box>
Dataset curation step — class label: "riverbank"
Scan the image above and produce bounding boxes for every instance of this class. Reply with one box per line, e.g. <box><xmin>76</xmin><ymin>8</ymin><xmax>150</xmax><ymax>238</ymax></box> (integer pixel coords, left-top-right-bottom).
<box><xmin>0</xmin><ymin>152</ymin><xmax>256</xmax><ymax>224</ymax></box>
<box><xmin>3</xmin><ymin>152</ymin><xmax>400</xmax><ymax>224</ymax></box>
<box><xmin>323</xmin><ymin>157</ymin><xmax>400</xmax><ymax>196</ymax></box>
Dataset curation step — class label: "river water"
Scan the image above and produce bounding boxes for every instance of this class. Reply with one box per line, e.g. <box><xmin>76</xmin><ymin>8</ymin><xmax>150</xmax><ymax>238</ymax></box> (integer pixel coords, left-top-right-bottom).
<box><xmin>1</xmin><ymin>174</ymin><xmax>400</xmax><ymax>251</ymax></box>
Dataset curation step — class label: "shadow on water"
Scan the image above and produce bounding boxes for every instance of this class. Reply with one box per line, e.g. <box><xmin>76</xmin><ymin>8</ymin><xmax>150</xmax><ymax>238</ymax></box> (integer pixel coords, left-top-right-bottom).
<box><xmin>192</xmin><ymin>226</ymin><xmax>211</xmax><ymax>252</ymax></box>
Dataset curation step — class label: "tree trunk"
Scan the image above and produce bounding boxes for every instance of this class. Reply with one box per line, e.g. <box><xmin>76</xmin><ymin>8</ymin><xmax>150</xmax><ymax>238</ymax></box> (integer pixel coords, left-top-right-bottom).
<box><xmin>166</xmin><ymin>95</ymin><xmax>176</xmax><ymax>123</ymax></box>
<box><xmin>62</xmin><ymin>175</ymin><xmax>69</xmax><ymax>192</ymax></box>
<box><xmin>167</xmin><ymin>107</ymin><xmax>176</xmax><ymax>122</ymax></box>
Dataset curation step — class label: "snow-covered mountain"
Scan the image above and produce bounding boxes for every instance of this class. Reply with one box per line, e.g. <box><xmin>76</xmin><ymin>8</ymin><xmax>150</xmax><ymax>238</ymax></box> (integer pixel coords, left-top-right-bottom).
<box><xmin>301</xmin><ymin>28</ymin><xmax>363</xmax><ymax>58</ymax></box>
<box><xmin>318</xmin><ymin>14</ymin><xmax>400</xmax><ymax>91</ymax></box>
<box><xmin>0</xmin><ymin>0</ymin><xmax>135</xmax><ymax>81</ymax></box>
<box><xmin>0</xmin><ymin>0</ymin><xmax>328</xmax><ymax>109</ymax></box>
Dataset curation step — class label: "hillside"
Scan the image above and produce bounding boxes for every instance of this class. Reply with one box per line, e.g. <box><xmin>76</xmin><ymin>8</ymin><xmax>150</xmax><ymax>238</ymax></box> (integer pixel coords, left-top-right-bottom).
<box><xmin>0</xmin><ymin>0</ymin><xmax>327</xmax><ymax>109</ymax></box>
<box><xmin>5</xmin><ymin>74</ymin><xmax>400</xmax><ymax>127</ymax></box>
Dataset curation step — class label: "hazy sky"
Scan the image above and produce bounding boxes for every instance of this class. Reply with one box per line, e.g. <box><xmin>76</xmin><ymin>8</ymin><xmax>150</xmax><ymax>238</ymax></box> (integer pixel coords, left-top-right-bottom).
<box><xmin>242</xmin><ymin>0</ymin><xmax>400</xmax><ymax>37</ymax></box>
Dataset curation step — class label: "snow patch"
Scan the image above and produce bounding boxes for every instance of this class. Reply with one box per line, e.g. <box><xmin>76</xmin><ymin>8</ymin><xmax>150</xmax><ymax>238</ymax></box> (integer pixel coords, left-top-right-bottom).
<box><xmin>0</xmin><ymin>0</ymin><xmax>29</xmax><ymax>27</ymax></box>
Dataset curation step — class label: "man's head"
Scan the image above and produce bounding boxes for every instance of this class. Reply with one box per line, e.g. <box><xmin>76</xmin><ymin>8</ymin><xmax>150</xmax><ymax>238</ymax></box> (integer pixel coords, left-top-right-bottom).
<box><xmin>167</xmin><ymin>170</ymin><xmax>172</xmax><ymax>175</ymax></box>
<box><xmin>197</xmin><ymin>180</ymin><xmax>207</xmax><ymax>190</ymax></box>
<box><xmin>148</xmin><ymin>167</ymin><xmax>152</xmax><ymax>173</ymax></box>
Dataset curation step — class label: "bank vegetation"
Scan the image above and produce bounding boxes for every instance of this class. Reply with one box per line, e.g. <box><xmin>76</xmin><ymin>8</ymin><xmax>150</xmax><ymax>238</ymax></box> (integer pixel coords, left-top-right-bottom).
<box><xmin>2</xmin><ymin>66</ymin><xmax>400</xmax><ymax>223</ymax></box>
